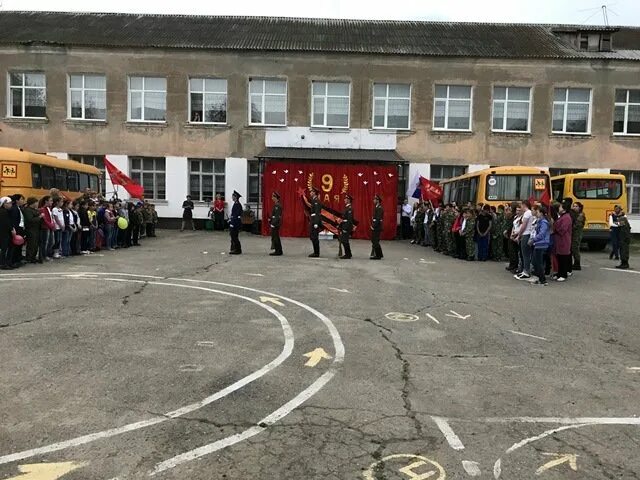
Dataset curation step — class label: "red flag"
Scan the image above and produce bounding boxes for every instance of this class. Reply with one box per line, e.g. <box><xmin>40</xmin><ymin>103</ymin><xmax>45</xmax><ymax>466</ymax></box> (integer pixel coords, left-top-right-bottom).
<box><xmin>104</xmin><ymin>156</ymin><xmax>144</xmax><ymax>199</ymax></box>
<box><xmin>420</xmin><ymin>177</ymin><xmax>443</xmax><ymax>207</ymax></box>
<box><xmin>540</xmin><ymin>189</ymin><xmax>551</xmax><ymax>207</ymax></box>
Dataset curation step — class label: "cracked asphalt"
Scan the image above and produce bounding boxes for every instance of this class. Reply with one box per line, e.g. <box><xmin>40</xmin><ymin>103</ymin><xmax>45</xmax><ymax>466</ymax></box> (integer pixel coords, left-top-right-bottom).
<box><xmin>0</xmin><ymin>230</ymin><xmax>639</xmax><ymax>480</ymax></box>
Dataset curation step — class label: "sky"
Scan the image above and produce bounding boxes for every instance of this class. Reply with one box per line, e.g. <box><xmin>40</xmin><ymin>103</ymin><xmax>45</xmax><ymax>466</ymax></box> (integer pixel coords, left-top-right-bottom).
<box><xmin>2</xmin><ymin>0</ymin><xmax>640</xmax><ymax>26</ymax></box>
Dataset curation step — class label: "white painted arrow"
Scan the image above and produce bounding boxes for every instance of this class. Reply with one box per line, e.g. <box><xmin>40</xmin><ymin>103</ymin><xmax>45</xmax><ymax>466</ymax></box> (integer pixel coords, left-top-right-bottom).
<box><xmin>259</xmin><ymin>296</ymin><xmax>285</xmax><ymax>307</ymax></box>
<box><xmin>446</xmin><ymin>311</ymin><xmax>471</xmax><ymax>320</ymax></box>
<box><xmin>535</xmin><ymin>453</ymin><xmax>578</xmax><ymax>475</ymax></box>
<box><xmin>328</xmin><ymin>287</ymin><xmax>350</xmax><ymax>293</ymax></box>
<box><xmin>425</xmin><ymin>313</ymin><xmax>440</xmax><ymax>325</ymax></box>
<box><xmin>244</xmin><ymin>273</ymin><xmax>264</xmax><ymax>277</ymax></box>
<box><xmin>6</xmin><ymin>462</ymin><xmax>86</xmax><ymax>480</ymax></box>
<box><xmin>303</xmin><ymin>348</ymin><xmax>332</xmax><ymax>367</ymax></box>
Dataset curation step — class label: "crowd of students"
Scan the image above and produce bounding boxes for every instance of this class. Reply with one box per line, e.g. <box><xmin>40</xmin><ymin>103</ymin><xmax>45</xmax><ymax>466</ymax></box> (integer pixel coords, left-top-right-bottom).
<box><xmin>406</xmin><ymin>196</ymin><xmax>631</xmax><ymax>285</ymax></box>
<box><xmin>0</xmin><ymin>189</ymin><xmax>159</xmax><ymax>270</ymax></box>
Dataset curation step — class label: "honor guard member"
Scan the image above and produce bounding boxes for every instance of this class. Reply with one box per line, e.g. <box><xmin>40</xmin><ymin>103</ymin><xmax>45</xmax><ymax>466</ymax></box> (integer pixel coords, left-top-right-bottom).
<box><xmin>229</xmin><ymin>190</ymin><xmax>243</xmax><ymax>254</ymax></box>
<box><xmin>339</xmin><ymin>194</ymin><xmax>354</xmax><ymax>259</ymax></box>
<box><xmin>616</xmin><ymin>210</ymin><xmax>631</xmax><ymax>270</ymax></box>
<box><xmin>269</xmin><ymin>192</ymin><xmax>283</xmax><ymax>256</ymax></box>
<box><xmin>370</xmin><ymin>194</ymin><xmax>384</xmax><ymax>260</ymax></box>
<box><xmin>308</xmin><ymin>187</ymin><xmax>322</xmax><ymax>257</ymax></box>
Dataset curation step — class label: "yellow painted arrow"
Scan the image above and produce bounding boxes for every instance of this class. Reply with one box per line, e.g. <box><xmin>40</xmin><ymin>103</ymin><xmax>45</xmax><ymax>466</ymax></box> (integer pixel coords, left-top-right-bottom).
<box><xmin>536</xmin><ymin>453</ymin><xmax>578</xmax><ymax>475</ymax></box>
<box><xmin>259</xmin><ymin>296</ymin><xmax>285</xmax><ymax>307</ymax></box>
<box><xmin>6</xmin><ymin>462</ymin><xmax>86</xmax><ymax>480</ymax></box>
<box><xmin>303</xmin><ymin>348</ymin><xmax>332</xmax><ymax>367</ymax></box>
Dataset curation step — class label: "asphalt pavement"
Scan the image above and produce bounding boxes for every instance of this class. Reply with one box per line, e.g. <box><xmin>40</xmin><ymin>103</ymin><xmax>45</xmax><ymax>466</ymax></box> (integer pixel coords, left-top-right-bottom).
<box><xmin>0</xmin><ymin>230</ymin><xmax>638</xmax><ymax>480</ymax></box>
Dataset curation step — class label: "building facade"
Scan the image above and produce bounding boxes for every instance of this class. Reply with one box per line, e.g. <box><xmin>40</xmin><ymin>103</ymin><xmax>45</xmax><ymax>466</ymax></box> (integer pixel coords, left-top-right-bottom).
<box><xmin>0</xmin><ymin>12</ymin><xmax>639</xmax><ymax>228</ymax></box>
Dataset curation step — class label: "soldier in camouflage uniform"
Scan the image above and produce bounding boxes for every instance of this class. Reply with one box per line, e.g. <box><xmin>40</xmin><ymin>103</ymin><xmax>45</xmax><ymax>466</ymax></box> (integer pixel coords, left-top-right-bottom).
<box><xmin>461</xmin><ymin>209</ymin><xmax>476</xmax><ymax>261</ymax></box>
<box><xmin>616</xmin><ymin>211</ymin><xmax>631</xmax><ymax>269</ymax></box>
<box><xmin>429</xmin><ymin>205</ymin><xmax>439</xmax><ymax>252</ymax></box>
<box><xmin>436</xmin><ymin>206</ymin><xmax>446</xmax><ymax>253</ymax></box>
<box><xmin>491</xmin><ymin>205</ymin><xmax>505</xmax><ymax>261</ymax></box>
<box><xmin>443</xmin><ymin>206</ymin><xmax>455</xmax><ymax>256</ymax></box>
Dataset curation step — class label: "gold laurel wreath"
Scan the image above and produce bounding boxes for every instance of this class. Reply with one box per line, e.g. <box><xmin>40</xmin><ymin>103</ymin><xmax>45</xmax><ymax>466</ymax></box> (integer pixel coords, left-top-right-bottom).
<box><xmin>307</xmin><ymin>172</ymin><xmax>314</xmax><ymax>191</ymax></box>
<box><xmin>341</xmin><ymin>174</ymin><xmax>349</xmax><ymax>194</ymax></box>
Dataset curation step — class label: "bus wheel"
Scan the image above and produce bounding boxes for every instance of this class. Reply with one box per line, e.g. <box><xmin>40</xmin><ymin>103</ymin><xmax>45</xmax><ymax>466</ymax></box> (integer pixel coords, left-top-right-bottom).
<box><xmin>588</xmin><ymin>240</ymin><xmax>607</xmax><ymax>251</ymax></box>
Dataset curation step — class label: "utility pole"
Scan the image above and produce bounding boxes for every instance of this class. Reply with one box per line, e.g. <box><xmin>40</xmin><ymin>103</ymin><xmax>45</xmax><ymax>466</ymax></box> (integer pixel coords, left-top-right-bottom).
<box><xmin>602</xmin><ymin>5</ymin><xmax>609</xmax><ymax>26</ymax></box>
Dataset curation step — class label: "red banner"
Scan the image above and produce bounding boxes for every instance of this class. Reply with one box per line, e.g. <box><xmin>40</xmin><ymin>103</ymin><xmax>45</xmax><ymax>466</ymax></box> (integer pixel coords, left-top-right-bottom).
<box><xmin>104</xmin><ymin>156</ymin><xmax>145</xmax><ymax>199</ymax></box>
<box><xmin>261</xmin><ymin>161</ymin><xmax>398</xmax><ymax>240</ymax></box>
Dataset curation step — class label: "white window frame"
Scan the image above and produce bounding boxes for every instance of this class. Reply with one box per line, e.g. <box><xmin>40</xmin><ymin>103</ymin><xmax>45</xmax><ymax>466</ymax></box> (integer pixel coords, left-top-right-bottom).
<box><xmin>188</xmin><ymin>78</ymin><xmax>228</xmax><ymax>125</ymax></box>
<box><xmin>432</xmin><ymin>84</ymin><xmax>473</xmax><ymax>132</ymax></box>
<box><xmin>7</xmin><ymin>72</ymin><xmax>47</xmax><ymax>119</ymax></box>
<box><xmin>613</xmin><ymin>89</ymin><xmax>640</xmax><ymax>137</ymax></box>
<box><xmin>372</xmin><ymin>83</ymin><xmax>411</xmax><ymax>130</ymax></box>
<box><xmin>491</xmin><ymin>86</ymin><xmax>532</xmax><ymax>133</ymax></box>
<box><xmin>130</xmin><ymin>157</ymin><xmax>166</xmax><ymax>200</ymax></box>
<box><xmin>67</xmin><ymin>74</ymin><xmax>107</xmax><ymax>121</ymax></box>
<box><xmin>311</xmin><ymin>81</ymin><xmax>351</xmax><ymax>128</ymax></box>
<box><xmin>248</xmin><ymin>78</ymin><xmax>287</xmax><ymax>126</ymax></box>
<box><xmin>127</xmin><ymin>76</ymin><xmax>167</xmax><ymax>123</ymax></box>
<box><xmin>552</xmin><ymin>87</ymin><xmax>593</xmax><ymax>135</ymax></box>
<box><xmin>188</xmin><ymin>158</ymin><xmax>225</xmax><ymax>202</ymax></box>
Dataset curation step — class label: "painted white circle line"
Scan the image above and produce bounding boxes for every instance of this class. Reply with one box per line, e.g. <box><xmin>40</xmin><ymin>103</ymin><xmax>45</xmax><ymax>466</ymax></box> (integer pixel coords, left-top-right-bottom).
<box><xmin>0</xmin><ymin>272</ymin><xmax>345</xmax><ymax>477</ymax></box>
<box><xmin>0</xmin><ymin>275</ymin><xmax>294</xmax><ymax>467</ymax></box>
<box><xmin>196</xmin><ymin>341</ymin><xmax>215</xmax><ymax>348</ymax></box>
<box><xmin>385</xmin><ymin>312</ymin><xmax>419</xmax><ymax>322</ymax></box>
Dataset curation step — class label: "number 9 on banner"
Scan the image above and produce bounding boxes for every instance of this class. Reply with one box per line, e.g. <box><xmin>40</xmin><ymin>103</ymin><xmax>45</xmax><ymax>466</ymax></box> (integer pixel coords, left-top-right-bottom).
<box><xmin>322</xmin><ymin>174</ymin><xmax>333</xmax><ymax>192</ymax></box>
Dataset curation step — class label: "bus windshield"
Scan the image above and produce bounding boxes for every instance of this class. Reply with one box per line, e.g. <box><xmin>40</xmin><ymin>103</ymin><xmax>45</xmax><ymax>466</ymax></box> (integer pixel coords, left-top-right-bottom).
<box><xmin>573</xmin><ymin>178</ymin><xmax>622</xmax><ymax>200</ymax></box>
<box><xmin>485</xmin><ymin>174</ymin><xmax>549</xmax><ymax>202</ymax></box>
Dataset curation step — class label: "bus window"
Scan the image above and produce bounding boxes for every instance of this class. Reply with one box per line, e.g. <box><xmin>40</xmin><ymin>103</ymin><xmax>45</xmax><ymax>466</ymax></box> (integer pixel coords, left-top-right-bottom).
<box><xmin>31</xmin><ymin>164</ymin><xmax>42</xmax><ymax>189</ymax></box>
<box><xmin>486</xmin><ymin>175</ymin><xmax>548</xmax><ymax>201</ymax></box>
<box><xmin>79</xmin><ymin>173</ymin><xmax>90</xmax><ymax>191</ymax></box>
<box><xmin>469</xmin><ymin>177</ymin><xmax>478</xmax><ymax>203</ymax></box>
<box><xmin>55</xmin><ymin>169</ymin><xmax>68</xmax><ymax>191</ymax></box>
<box><xmin>573</xmin><ymin>179</ymin><xmax>622</xmax><ymax>199</ymax></box>
<box><xmin>67</xmin><ymin>171</ymin><xmax>79</xmax><ymax>192</ymax></box>
<box><xmin>89</xmin><ymin>175</ymin><xmax>99</xmax><ymax>193</ymax></box>
<box><xmin>443</xmin><ymin>183</ymin><xmax>452</xmax><ymax>204</ymax></box>
<box><xmin>41</xmin><ymin>166</ymin><xmax>55</xmax><ymax>189</ymax></box>
<box><xmin>551</xmin><ymin>179</ymin><xmax>565</xmax><ymax>203</ymax></box>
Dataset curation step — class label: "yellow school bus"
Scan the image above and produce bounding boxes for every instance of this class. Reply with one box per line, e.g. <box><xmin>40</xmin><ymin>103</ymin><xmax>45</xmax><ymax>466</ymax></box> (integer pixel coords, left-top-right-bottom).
<box><xmin>0</xmin><ymin>147</ymin><xmax>101</xmax><ymax>199</ymax></box>
<box><xmin>440</xmin><ymin>166</ymin><xmax>551</xmax><ymax>207</ymax></box>
<box><xmin>551</xmin><ymin>173</ymin><xmax>627</xmax><ymax>251</ymax></box>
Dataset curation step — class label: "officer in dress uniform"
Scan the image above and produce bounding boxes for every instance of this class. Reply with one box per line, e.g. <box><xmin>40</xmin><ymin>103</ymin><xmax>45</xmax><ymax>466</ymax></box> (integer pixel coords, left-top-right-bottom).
<box><xmin>229</xmin><ymin>190</ymin><xmax>243</xmax><ymax>255</ymax></box>
<box><xmin>308</xmin><ymin>187</ymin><xmax>323</xmax><ymax>257</ymax></box>
<box><xmin>616</xmin><ymin>210</ymin><xmax>631</xmax><ymax>270</ymax></box>
<box><xmin>370</xmin><ymin>194</ymin><xmax>384</xmax><ymax>260</ymax></box>
<box><xmin>339</xmin><ymin>194</ymin><xmax>354</xmax><ymax>259</ymax></box>
<box><xmin>269</xmin><ymin>192</ymin><xmax>283</xmax><ymax>256</ymax></box>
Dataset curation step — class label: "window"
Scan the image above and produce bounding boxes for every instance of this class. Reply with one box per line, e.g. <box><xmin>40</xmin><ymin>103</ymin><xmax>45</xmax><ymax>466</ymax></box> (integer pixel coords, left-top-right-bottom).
<box><xmin>67</xmin><ymin>171</ymin><xmax>79</xmax><ymax>192</ymax></box>
<box><xmin>41</xmin><ymin>166</ymin><xmax>55</xmax><ymax>189</ymax></box>
<box><xmin>130</xmin><ymin>157</ymin><xmax>166</xmax><ymax>199</ymax></box>
<box><xmin>247</xmin><ymin>160</ymin><xmax>262</xmax><ymax>203</ymax></box>
<box><xmin>492</xmin><ymin>87</ymin><xmax>531</xmax><ymax>132</ymax></box>
<box><xmin>31</xmin><ymin>164</ymin><xmax>42</xmax><ymax>189</ymax></box>
<box><xmin>311</xmin><ymin>81</ymin><xmax>350</xmax><ymax>128</ymax></box>
<box><xmin>612</xmin><ymin>170</ymin><xmax>640</xmax><ymax>214</ymax></box>
<box><xmin>430</xmin><ymin>165</ymin><xmax>467</xmax><ymax>182</ymax></box>
<box><xmin>189</xmin><ymin>159</ymin><xmax>225</xmax><ymax>202</ymax></box>
<box><xmin>601</xmin><ymin>34</ymin><xmax>612</xmax><ymax>51</ymax></box>
<box><xmin>485</xmin><ymin>174</ymin><xmax>549</xmax><ymax>202</ymax></box>
<box><xmin>69</xmin><ymin>155</ymin><xmax>106</xmax><ymax>193</ymax></box>
<box><xmin>573</xmin><ymin>178</ymin><xmax>623</xmax><ymax>200</ymax></box>
<box><xmin>9</xmin><ymin>72</ymin><xmax>46</xmax><ymax>118</ymax></box>
<box><xmin>614</xmin><ymin>89</ymin><xmax>640</xmax><ymax>135</ymax></box>
<box><xmin>552</xmin><ymin>88</ymin><xmax>592</xmax><ymax>134</ymax></box>
<box><xmin>54</xmin><ymin>169</ymin><xmax>68</xmax><ymax>191</ymax></box>
<box><xmin>433</xmin><ymin>85</ymin><xmax>472</xmax><ymax>131</ymax></box>
<box><xmin>579</xmin><ymin>33</ymin><xmax>589</xmax><ymax>51</ymax></box>
<box><xmin>189</xmin><ymin>78</ymin><xmax>227</xmax><ymax>124</ymax></box>
<box><xmin>128</xmin><ymin>77</ymin><xmax>166</xmax><ymax>122</ymax></box>
<box><xmin>68</xmin><ymin>74</ymin><xmax>106</xmax><ymax>120</ymax></box>
<box><xmin>249</xmin><ymin>79</ymin><xmax>286</xmax><ymax>126</ymax></box>
<box><xmin>373</xmin><ymin>83</ymin><xmax>411</xmax><ymax>130</ymax></box>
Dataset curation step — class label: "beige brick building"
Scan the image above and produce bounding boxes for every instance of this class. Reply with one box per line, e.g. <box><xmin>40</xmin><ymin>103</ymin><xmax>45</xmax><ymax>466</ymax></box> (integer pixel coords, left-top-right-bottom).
<box><xmin>0</xmin><ymin>12</ymin><xmax>639</xmax><ymax>226</ymax></box>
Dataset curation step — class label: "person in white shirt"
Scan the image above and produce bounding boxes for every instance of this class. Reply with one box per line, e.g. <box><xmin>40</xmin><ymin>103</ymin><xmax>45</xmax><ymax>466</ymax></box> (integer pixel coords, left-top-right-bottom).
<box><xmin>51</xmin><ymin>198</ymin><xmax>65</xmax><ymax>259</ymax></box>
<box><xmin>401</xmin><ymin>198</ymin><xmax>412</xmax><ymax>240</ymax></box>
<box><xmin>514</xmin><ymin>200</ymin><xmax>533</xmax><ymax>279</ymax></box>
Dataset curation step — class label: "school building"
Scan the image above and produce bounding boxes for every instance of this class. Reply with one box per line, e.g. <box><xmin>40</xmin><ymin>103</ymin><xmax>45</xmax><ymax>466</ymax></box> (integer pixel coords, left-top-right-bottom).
<box><xmin>0</xmin><ymin>12</ymin><xmax>639</xmax><ymax>229</ymax></box>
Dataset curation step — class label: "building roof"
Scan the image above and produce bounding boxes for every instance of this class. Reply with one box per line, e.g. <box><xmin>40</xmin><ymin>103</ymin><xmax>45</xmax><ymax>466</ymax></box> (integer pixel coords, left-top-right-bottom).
<box><xmin>257</xmin><ymin>147</ymin><xmax>404</xmax><ymax>163</ymax></box>
<box><xmin>0</xmin><ymin>11</ymin><xmax>639</xmax><ymax>61</ymax></box>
